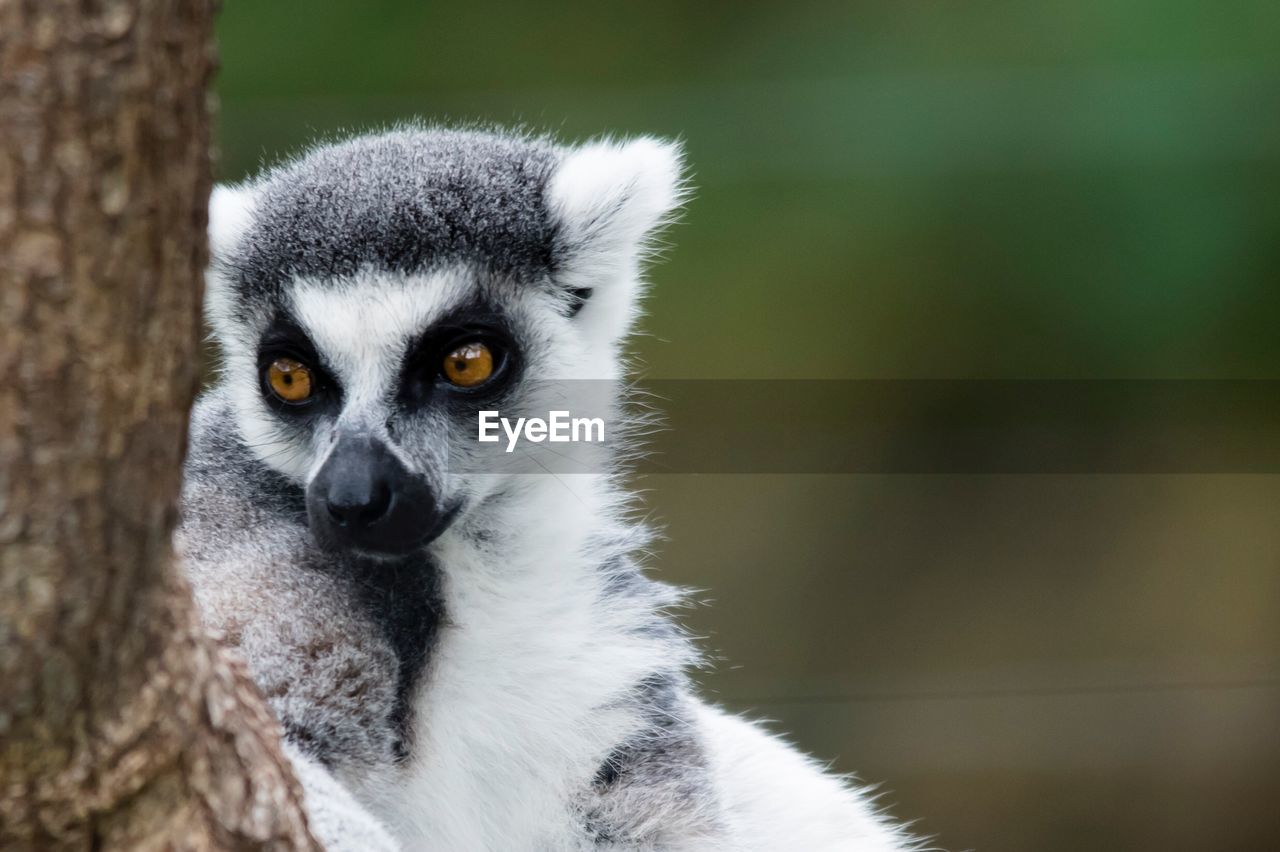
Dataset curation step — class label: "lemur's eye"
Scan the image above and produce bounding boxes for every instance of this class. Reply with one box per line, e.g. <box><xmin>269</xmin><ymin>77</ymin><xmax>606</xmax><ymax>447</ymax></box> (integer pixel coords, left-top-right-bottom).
<box><xmin>266</xmin><ymin>357</ymin><xmax>314</xmax><ymax>403</ymax></box>
<box><xmin>441</xmin><ymin>341</ymin><xmax>495</xmax><ymax>388</ymax></box>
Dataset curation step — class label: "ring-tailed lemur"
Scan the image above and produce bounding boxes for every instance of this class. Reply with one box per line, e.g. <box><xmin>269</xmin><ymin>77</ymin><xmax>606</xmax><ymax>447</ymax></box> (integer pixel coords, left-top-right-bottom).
<box><xmin>178</xmin><ymin>126</ymin><xmax>916</xmax><ymax>851</ymax></box>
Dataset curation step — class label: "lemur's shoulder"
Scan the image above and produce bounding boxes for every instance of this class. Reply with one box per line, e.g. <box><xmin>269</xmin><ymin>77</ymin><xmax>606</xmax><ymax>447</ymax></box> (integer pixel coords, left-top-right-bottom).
<box><xmin>575</xmin><ymin>673</ymin><xmax>726</xmax><ymax>848</ymax></box>
<box><xmin>572</xmin><ymin>680</ymin><xmax>917</xmax><ymax>851</ymax></box>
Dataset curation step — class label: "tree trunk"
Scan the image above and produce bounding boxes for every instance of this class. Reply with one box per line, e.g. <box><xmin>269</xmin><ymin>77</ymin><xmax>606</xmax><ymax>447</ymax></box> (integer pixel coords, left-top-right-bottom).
<box><xmin>0</xmin><ymin>2</ymin><xmax>319</xmax><ymax>849</ymax></box>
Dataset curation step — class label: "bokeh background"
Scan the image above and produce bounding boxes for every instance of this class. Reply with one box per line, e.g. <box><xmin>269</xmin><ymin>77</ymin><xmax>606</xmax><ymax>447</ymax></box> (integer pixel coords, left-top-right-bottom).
<box><xmin>214</xmin><ymin>3</ymin><xmax>1280</xmax><ymax>849</ymax></box>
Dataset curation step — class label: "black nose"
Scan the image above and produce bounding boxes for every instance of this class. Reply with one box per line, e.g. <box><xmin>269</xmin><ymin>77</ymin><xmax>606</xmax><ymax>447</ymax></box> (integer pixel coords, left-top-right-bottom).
<box><xmin>306</xmin><ymin>434</ymin><xmax>444</xmax><ymax>555</ymax></box>
<box><xmin>325</xmin><ymin>475</ymin><xmax>392</xmax><ymax>528</ymax></box>
<box><xmin>316</xmin><ymin>436</ymin><xmax>397</xmax><ymax>530</ymax></box>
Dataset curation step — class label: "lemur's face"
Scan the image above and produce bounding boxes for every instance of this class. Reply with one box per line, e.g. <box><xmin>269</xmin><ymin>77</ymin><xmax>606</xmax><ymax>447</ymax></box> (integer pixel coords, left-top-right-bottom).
<box><xmin>241</xmin><ymin>269</ymin><xmax>569</xmax><ymax>556</ymax></box>
<box><xmin>205</xmin><ymin>129</ymin><xmax>681</xmax><ymax>557</ymax></box>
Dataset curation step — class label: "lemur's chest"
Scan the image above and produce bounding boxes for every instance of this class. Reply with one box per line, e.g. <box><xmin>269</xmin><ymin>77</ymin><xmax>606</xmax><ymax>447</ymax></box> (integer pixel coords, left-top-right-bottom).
<box><xmin>346</xmin><ymin>543</ymin><xmax>716</xmax><ymax>850</ymax></box>
<box><xmin>360</xmin><ymin>644</ymin><xmax>719</xmax><ymax>851</ymax></box>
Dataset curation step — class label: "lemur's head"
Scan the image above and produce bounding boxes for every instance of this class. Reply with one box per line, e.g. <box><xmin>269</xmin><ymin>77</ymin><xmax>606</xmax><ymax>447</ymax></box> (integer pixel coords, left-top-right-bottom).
<box><xmin>206</xmin><ymin>127</ymin><xmax>684</xmax><ymax>558</ymax></box>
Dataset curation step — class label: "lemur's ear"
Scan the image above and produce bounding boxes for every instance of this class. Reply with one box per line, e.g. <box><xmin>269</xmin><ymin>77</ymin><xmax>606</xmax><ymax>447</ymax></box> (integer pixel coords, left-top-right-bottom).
<box><xmin>205</xmin><ymin>183</ymin><xmax>258</xmax><ymax>336</ymax></box>
<box><xmin>548</xmin><ymin>137</ymin><xmax>686</xmax><ymax>345</ymax></box>
<box><xmin>208</xmin><ymin>183</ymin><xmax>258</xmax><ymax>264</ymax></box>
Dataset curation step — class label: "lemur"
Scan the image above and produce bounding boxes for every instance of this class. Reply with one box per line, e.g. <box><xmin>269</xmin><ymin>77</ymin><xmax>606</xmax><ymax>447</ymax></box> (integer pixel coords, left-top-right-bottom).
<box><xmin>178</xmin><ymin>126</ymin><xmax>916</xmax><ymax>851</ymax></box>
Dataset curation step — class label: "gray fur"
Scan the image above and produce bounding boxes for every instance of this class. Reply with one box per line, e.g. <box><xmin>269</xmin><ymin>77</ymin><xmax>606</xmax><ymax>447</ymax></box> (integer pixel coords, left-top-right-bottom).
<box><xmin>221</xmin><ymin>126</ymin><xmax>560</xmax><ymax>312</ymax></box>
<box><xmin>581</xmin><ymin>674</ymin><xmax>725</xmax><ymax>846</ymax></box>
<box><xmin>179</xmin><ymin>390</ymin><xmax>407</xmax><ymax>771</ymax></box>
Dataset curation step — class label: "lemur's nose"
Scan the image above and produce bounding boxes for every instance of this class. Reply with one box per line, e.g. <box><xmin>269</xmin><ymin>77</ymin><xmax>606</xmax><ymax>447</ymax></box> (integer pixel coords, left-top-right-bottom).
<box><xmin>324</xmin><ymin>475</ymin><xmax>392</xmax><ymax>528</ymax></box>
<box><xmin>316</xmin><ymin>435</ymin><xmax>396</xmax><ymax>529</ymax></box>
<box><xmin>306</xmin><ymin>432</ymin><xmax>445</xmax><ymax>556</ymax></box>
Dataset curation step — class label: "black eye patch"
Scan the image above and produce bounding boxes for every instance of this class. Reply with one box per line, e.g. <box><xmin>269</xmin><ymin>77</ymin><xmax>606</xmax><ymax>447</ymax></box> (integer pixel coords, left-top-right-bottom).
<box><xmin>396</xmin><ymin>303</ymin><xmax>522</xmax><ymax>409</ymax></box>
<box><xmin>259</xmin><ymin>317</ymin><xmax>319</xmax><ymax>358</ymax></box>
<box><xmin>257</xmin><ymin>316</ymin><xmax>341</xmax><ymax>415</ymax></box>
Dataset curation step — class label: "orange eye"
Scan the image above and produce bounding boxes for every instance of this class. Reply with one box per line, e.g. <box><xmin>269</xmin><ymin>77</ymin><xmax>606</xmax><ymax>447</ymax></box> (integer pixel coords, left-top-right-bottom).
<box><xmin>266</xmin><ymin>357</ymin><xmax>314</xmax><ymax>403</ymax></box>
<box><xmin>442</xmin><ymin>341</ymin><xmax>495</xmax><ymax>388</ymax></box>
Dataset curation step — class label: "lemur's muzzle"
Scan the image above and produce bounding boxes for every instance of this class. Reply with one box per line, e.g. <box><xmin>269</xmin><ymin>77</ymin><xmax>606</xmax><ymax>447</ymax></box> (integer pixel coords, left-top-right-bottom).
<box><xmin>306</xmin><ymin>433</ymin><xmax>444</xmax><ymax>556</ymax></box>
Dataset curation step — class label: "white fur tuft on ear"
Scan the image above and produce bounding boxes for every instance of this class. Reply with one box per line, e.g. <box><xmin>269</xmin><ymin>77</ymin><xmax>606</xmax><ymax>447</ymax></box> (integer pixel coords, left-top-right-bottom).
<box><xmin>205</xmin><ymin>184</ymin><xmax>259</xmax><ymax>344</ymax></box>
<box><xmin>548</xmin><ymin>137</ymin><xmax>687</xmax><ymax>346</ymax></box>
<box><xmin>208</xmin><ymin>183</ymin><xmax>258</xmax><ymax>262</ymax></box>
<box><xmin>550</xmin><ymin>137</ymin><xmax>685</xmax><ymax>271</ymax></box>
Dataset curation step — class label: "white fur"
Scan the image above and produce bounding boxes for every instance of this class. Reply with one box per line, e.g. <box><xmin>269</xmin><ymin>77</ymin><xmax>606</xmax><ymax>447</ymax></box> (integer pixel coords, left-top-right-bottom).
<box><xmin>285</xmin><ymin>743</ymin><xmax>401</xmax><ymax>852</ymax></box>
<box><xmin>355</xmin><ymin>475</ymin><xmax>694</xmax><ymax>849</ymax></box>
<box><xmin>291</xmin><ymin>271</ymin><xmax>469</xmax><ymax>421</ymax></box>
<box><xmin>549</xmin><ymin>137</ymin><xmax>687</xmax><ymax>355</ymax></box>
<box><xmin>343</xmin><ymin>472</ymin><xmax>914</xmax><ymax>851</ymax></box>
<box><xmin>205</xmin><ymin>184</ymin><xmax>259</xmax><ymax>350</ymax></box>
<box><xmin>695</xmin><ymin>706</ymin><xmax>920</xmax><ymax>851</ymax></box>
<box><xmin>208</xmin><ymin>183</ymin><xmax>258</xmax><ymax>262</ymax></box>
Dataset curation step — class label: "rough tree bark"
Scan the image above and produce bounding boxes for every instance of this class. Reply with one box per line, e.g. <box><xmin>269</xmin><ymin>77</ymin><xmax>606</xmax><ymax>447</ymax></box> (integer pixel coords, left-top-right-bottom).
<box><xmin>0</xmin><ymin>2</ymin><xmax>319</xmax><ymax>849</ymax></box>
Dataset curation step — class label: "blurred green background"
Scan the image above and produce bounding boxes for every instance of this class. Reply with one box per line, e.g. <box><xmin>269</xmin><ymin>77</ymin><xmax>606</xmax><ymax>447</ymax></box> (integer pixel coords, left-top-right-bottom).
<box><xmin>215</xmin><ymin>2</ymin><xmax>1280</xmax><ymax>849</ymax></box>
